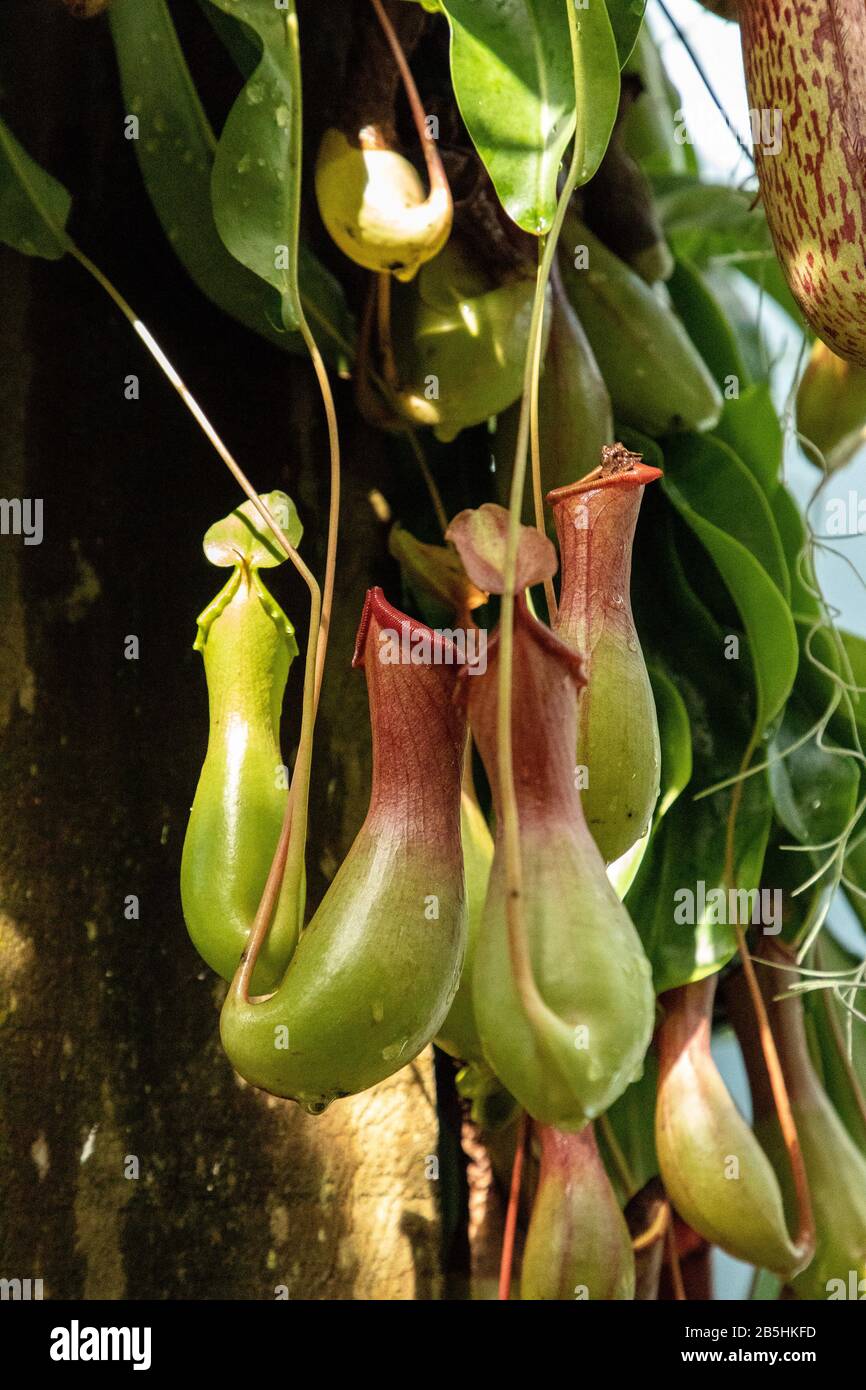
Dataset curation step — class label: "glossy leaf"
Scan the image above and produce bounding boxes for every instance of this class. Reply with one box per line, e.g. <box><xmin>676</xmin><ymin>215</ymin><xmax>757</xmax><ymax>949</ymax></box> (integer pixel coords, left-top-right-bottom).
<box><xmin>207</xmin><ymin>0</ymin><xmax>303</xmax><ymax>328</ymax></box>
<box><xmin>601</xmin><ymin>1052</ymin><xmax>660</xmax><ymax>1201</ymax></box>
<box><xmin>440</xmin><ymin>0</ymin><xmax>619</xmax><ymax>233</ymax></box>
<box><xmin>773</xmin><ymin>485</ymin><xmax>821</xmax><ymax>620</ymax></box>
<box><xmin>794</xmin><ymin>617</ymin><xmax>866</xmax><ymax>767</ymax></box>
<box><xmin>666</xmin><ymin>257</ymin><xmax>748</xmax><ymax>394</ymax></box>
<box><xmin>661</xmin><ymin>434</ymin><xmax>797</xmax><ymax>731</ymax></box>
<box><xmin>110</xmin><ymin>0</ymin><xmax>353</xmax><ymax>362</ymax></box>
<box><xmin>653</xmin><ymin>175</ymin><xmax>771</xmax><ymax>263</ymax></box>
<box><xmin>648</xmin><ymin>664</ymin><xmax>692</xmax><ymax>820</ymax></box>
<box><xmin>0</xmin><ymin>115</ymin><xmax>71</xmax><ymax>259</ymax></box>
<box><xmin>663</xmin><ymin>433</ymin><xmax>788</xmax><ymax>599</ymax></box>
<box><xmin>110</xmin><ymin>0</ymin><xmax>286</xmax><ymax>345</ymax></box>
<box><xmin>712</xmin><ymin>383</ymin><xmax>782</xmax><ymax>499</ymax></box>
<box><xmin>768</xmin><ymin>695</ymin><xmax>859</xmax><ymax>847</ymax></box>
<box><xmin>197</xmin><ymin>0</ymin><xmax>260</xmax><ymax>76</ymax></box>
<box><xmin>621</xmin><ymin>23</ymin><xmax>692</xmax><ymax>177</ymax></box>
<box><xmin>627</xmin><ymin>512</ymin><xmax>773</xmax><ymax>990</ymax></box>
<box><xmin>606</xmin><ymin>0</ymin><xmax>647</xmax><ymax>67</ymax></box>
<box><xmin>809</xmin><ymin>934</ymin><xmax>866</xmax><ymax>1156</ymax></box>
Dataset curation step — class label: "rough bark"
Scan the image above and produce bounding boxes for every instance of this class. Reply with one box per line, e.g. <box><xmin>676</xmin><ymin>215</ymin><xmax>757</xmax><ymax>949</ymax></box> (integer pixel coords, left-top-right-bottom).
<box><xmin>0</xmin><ymin>0</ymin><xmax>446</xmax><ymax>1300</ymax></box>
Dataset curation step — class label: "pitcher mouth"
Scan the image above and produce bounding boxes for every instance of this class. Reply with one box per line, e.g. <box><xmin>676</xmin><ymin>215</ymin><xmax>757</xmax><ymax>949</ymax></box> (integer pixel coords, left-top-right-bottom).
<box><xmin>546</xmin><ymin>443</ymin><xmax>663</xmax><ymax>506</ymax></box>
<box><xmin>353</xmin><ymin>586</ymin><xmax>464</xmax><ymax>669</ymax></box>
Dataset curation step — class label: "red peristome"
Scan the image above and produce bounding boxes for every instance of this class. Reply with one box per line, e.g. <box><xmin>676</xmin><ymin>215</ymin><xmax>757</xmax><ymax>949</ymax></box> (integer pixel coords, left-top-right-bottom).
<box><xmin>352</xmin><ymin>585</ymin><xmax>463</xmax><ymax>669</ymax></box>
<box><xmin>550</xmin><ymin>456</ymin><xmax>660</xmax><ymax>651</ymax></box>
<box><xmin>353</xmin><ymin>586</ymin><xmax>467</xmax><ymax>836</ymax></box>
<box><xmin>546</xmin><ymin>460</ymin><xmax>662</xmax><ymax>506</ymax></box>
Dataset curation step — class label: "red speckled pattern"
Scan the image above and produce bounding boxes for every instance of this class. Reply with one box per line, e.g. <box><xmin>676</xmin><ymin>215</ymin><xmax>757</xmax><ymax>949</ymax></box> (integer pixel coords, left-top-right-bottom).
<box><xmin>742</xmin><ymin>0</ymin><xmax>866</xmax><ymax>364</ymax></box>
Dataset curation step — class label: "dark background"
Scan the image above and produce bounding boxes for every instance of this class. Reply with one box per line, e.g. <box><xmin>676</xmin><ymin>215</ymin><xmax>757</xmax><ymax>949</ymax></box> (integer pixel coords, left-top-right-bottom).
<box><xmin>0</xmin><ymin>0</ymin><xmax>481</xmax><ymax>1299</ymax></box>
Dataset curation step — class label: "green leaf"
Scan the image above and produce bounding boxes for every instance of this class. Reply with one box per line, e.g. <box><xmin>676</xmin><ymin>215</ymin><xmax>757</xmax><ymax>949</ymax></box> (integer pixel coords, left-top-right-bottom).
<box><xmin>627</xmin><ymin>514</ymin><xmax>773</xmax><ymax>990</ymax></box>
<box><xmin>197</xmin><ymin>0</ymin><xmax>260</xmax><ymax>77</ymax></box>
<box><xmin>206</xmin><ymin>0</ymin><xmax>303</xmax><ymax>328</ymax></box>
<box><xmin>712</xmin><ymin>383</ymin><xmax>782</xmax><ymax>499</ymax></box>
<box><xmin>203</xmin><ymin>490</ymin><xmax>302</xmax><ymax>569</ymax></box>
<box><xmin>808</xmin><ymin>934</ymin><xmax>866</xmax><ymax>1156</ymax></box>
<box><xmin>662</xmin><ymin>434</ymin><xmax>797</xmax><ymax>731</ymax></box>
<box><xmin>605</xmin><ymin>0</ymin><xmax>647</xmax><ymax>68</ymax></box>
<box><xmin>440</xmin><ymin>0</ymin><xmax>572</xmax><ymax>232</ymax></box>
<box><xmin>739</xmin><ymin>250</ymin><xmax>806</xmax><ymax>333</ymax></box>
<box><xmin>439</xmin><ymin>0</ymin><xmax>619</xmax><ymax>233</ymax></box>
<box><xmin>772</xmin><ymin>485</ymin><xmax>820</xmax><ymax>620</ymax></box>
<box><xmin>792</xmin><ymin>618</ymin><xmax>866</xmax><ymax>769</ymax></box>
<box><xmin>572</xmin><ymin>2</ymin><xmax>622</xmax><ymax>185</ymax></box>
<box><xmin>701</xmin><ymin>266</ymin><xmax>770</xmax><ymax>383</ymax></box>
<box><xmin>666</xmin><ymin>256</ymin><xmax>748</xmax><ymax>393</ymax></box>
<box><xmin>768</xmin><ymin>695</ymin><xmax>859</xmax><ymax>846</ymax></box>
<box><xmin>621</xmin><ymin>22</ymin><xmax>691</xmax><ymax>177</ymax></box>
<box><xmin>649</xmin><ymin>664</ymin><xmax>692</xmax><ymax>819</ymax></box>
<box><xmin>110</xmin><ymin>0</ymin><xmax>284</xmax><ymax>345</ymax></box>
<box><xmin>601</xmin><ymin>1050</ymin><xmax>659</xmax><ymax>1200</ymax></box>
<box><xmin>653</xmin><ymin>175</ymin><xmax>771</xmax><ymax>264</ymax></box>
<box><xmin>0</xmin><ymin>115</ymin><xmax>71</xmax><ymax>259</ymax></box>
<box><xmin>110</xmin><ymin>0</ymin><xmax>353</xmax><ymax>362</ymax></box>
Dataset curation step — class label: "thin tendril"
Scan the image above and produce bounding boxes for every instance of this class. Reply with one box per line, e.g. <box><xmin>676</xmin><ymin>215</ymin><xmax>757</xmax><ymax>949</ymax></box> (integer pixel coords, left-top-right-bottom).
<box><xmin>239</xmin><ymin>3</ymin><xmax>341</xmax><ymax>993</ymax></box>
<box><xmin>497</xmin><ymin>0</ymin><xmax>586</xmax><ymax>1046</ymax></box>
<box><xmin>369</xmin><ymin>0</ymin><xmax>451</xmax><ymax>204</ymax></box>
<box><xmin>529</xmin><ymin>237</ymin><xmax>557</xmax><ymax>622</ymax></box>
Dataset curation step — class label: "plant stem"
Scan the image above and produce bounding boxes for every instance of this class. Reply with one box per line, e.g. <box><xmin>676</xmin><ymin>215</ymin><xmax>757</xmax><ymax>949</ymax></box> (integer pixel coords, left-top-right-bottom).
<box><xmin>72</xmin><ymin>227</ymin><xmax>326</xmax><ymax>985</ymax></box>
<box><xmin>497</xmin><ymin>0</ymin><xmax>585</xmax><ymax>1035</ymax></box>
<box><xmin>376</xmin><ymin>272</ymin><xmax>398</xmax><ymax>388</ymax></box>
<box><xmin>369</xmin><ymin>0</ymin><xmax>450</xmax><ymax>204</ymax></box>
<box><xmin>498</xmin><ymin>1111</ymin><xmax>528</xmax><ymax>1301</ymax></box>
<box><xmin>406</xmin><ymin>430</ymin><xmax>449</xmax><ymax>537</ymax></box>
<box><xmin>723</xmin><ymin>735</ymin><xmax>816</xmax><ymax>1269</ymax></box>
<box><xmin>529</xmin><ymin>237</ymin><xmax>558</xmax><ymax>622</ymax></box>
<box><xmin>734</xmin><ymin>925</ymin><xmax>816</xmax><ymax>1268</ymax></box>
<box><xmin>598</xmin><ymin>1113</ymin><xmax>637</xmax><ymax>1200</ymax></box>
<box><xmin>67</xmin><ymin>244</ymin><xmax>313</xmax><ymax>587</ymax></box>
<box><xmin>816</xmin><ymin>937</ymin><xmax>866</xmax><ymax>1137</ymax></box>
<box><xmin>666</xmin><ymin>1219</ymin><xmax>687</xmax><ymax>1301</ymax></box>
<box><xmin>251</xmin><ymin>0</ymin><xmax>342</xmax><ymax>969</ymax></box>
